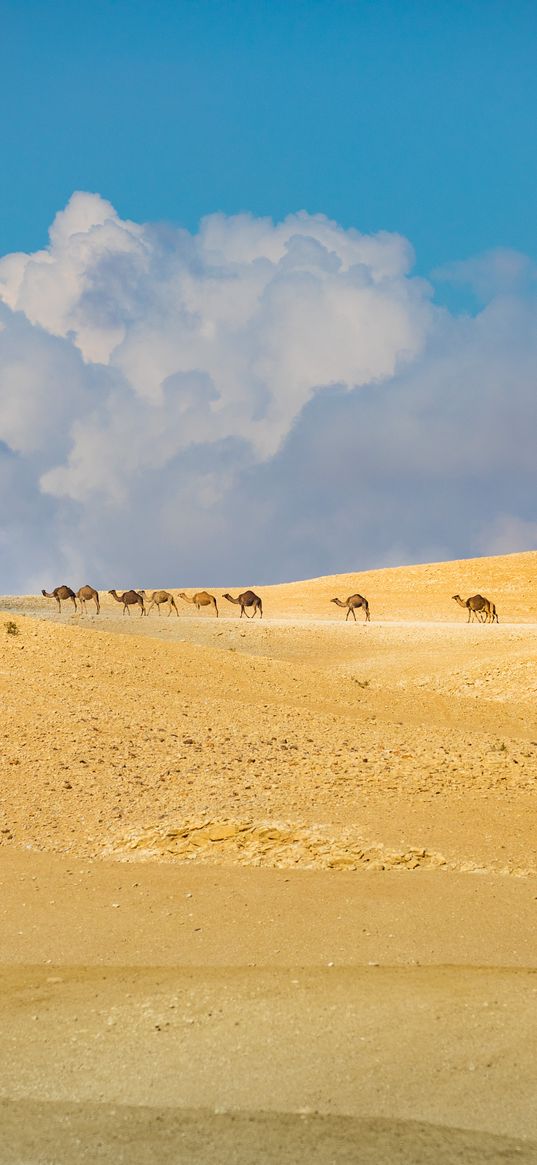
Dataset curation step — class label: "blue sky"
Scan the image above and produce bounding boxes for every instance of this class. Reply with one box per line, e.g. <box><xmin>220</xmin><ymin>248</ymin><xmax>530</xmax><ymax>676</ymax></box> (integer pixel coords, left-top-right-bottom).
<box><xmin>2</xmin><ymin>0</ymin><xmax>537</xmax><ymax>276</ymax></box>
<box><xmin>2</xmin><ymin>1</ymin><xmax>537</xmax><ymax>590</ymax></box>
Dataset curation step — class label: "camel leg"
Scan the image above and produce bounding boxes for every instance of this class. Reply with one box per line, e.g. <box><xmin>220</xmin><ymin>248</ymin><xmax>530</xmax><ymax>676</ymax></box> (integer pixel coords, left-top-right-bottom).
<box><xmin>56</xmin><ymin>597</ymin><xmax>61</xmax><ymax>614</ymax></box>
<box><xmin>172</xmin><ymin>600</ymin><xmax>179</xmax><ymax>616</ymax></box>
<box><xmin>95</xmin><ymin>598</ymin><xmax>100</xmax><ymax>614</ymax></box>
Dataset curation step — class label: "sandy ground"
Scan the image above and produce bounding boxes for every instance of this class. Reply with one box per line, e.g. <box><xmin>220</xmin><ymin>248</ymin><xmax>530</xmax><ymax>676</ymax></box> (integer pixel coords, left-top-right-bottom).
<box><xmin>1</xmin><ymin>551</ymin><xmax>537</xmax><ymax>1162</ymax></box>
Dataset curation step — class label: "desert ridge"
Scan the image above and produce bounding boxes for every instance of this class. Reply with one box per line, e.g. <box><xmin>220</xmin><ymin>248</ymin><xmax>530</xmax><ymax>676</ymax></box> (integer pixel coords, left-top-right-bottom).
<box><xmin>18</xmin><ymin>549</ymin><xmax>537</xmax><ymax>624</ymax></box>
<box><xmin>248</xmin><ymin>549</ymin><xmax>537</xmax><ymax>622</ymax></box>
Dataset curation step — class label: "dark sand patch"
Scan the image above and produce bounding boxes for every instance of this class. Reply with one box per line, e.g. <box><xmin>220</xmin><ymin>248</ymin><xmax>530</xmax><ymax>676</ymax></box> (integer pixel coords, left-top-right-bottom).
<box><xmin>1</xmin><ymin>1102</ymin><xmax>535</xmax><ymax>1165</ymax></box>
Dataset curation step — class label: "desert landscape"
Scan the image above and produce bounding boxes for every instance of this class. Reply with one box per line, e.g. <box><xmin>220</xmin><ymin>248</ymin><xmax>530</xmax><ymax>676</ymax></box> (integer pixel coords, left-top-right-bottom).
<box><xmin>2</xmin><ymin>550</ymin><xmax>537</xmax><ymax>1163</ymax></box>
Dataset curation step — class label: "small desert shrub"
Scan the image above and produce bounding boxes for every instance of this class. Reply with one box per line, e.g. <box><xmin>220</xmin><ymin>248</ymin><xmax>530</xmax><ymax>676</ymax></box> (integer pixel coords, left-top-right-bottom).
<box><xmin>5</xmin><ymin>620</ymin><xmax>20</xmax><ymax>637</ymax></box>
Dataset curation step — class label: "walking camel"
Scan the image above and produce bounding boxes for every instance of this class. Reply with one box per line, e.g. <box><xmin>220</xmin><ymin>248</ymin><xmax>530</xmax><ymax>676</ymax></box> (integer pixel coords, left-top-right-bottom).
<box><xmin>179</xmin><ymin>591</ymin><xmax>219</xmax><ymax>617</ymax></box>
<box><xmin>222</xmin><ymin>590</ymin><xmax>263</xmax><ymax>619</ymax></box>
<box><xmin>140</xmin><ymin>589</ymin><xmax>179</xmax><ymax>616</ymax></box>
<box><xmin>108</xmin><ymin>589</ymin><xmax>146</xmax><ymax>616</ymax></box>
<box><xmin>76</xmin><ymin>585</ymin><xmax>100</xmax><ymax>614</ymax></box>
<box><xmin>330</xmin><ymin>594</ymin><xmax>370</xmax><ymax>622</ymax></box>
<box><xmin>41</xmin><ymin>585</ymin><xmax>77</xmax><ymax>614</ymax></box>
<box><xmin>452</xmin><ymin>594</ymin><xmax>498</xmax><ymax>623</ymax></box>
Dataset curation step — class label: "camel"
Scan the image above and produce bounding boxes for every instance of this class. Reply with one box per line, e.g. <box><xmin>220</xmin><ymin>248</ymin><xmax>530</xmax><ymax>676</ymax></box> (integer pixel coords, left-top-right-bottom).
<box><xmin>140</xmin><ymin>589</ymin><xmax>179</xmax><ymax>617</ymax></box>
<box><xmin>452</xmin><ymin>594</ymin><xmax>498</xmax><ymax>623</ymax></box>
<box><xmin>41</xmin><ymin>586</ymin><xmax>77</xmax><ymax>613</ymax></box>
<box><xmin>330</xmin><ymin>594</ymin><xmax>370</xmax><ymax>622</ymax></box>
<box><xmin>222</xmin><ymin>590</ymin><xmax>263</xmax><ymax>619</ymax></box>
<box><xmin>76</xmin><ymin>585</ymin><xmax>100</xmax><ymax>614</ymax></box>
<box><xmin>179</xmin><ymin>591</ymin><xmax>218</xmax><ymax>617</ymax></box>
<box><xmin>108</xmin><ymin>589</ymin><xmax>145</xmax><ymax>616</ymax></box>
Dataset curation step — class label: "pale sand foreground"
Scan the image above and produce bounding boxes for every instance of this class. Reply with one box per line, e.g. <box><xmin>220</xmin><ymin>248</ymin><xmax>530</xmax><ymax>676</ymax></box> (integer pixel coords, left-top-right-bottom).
<box><xmin>1</xmin><ymin>552</ymin><xmax>537</xmax><ymax>1162</ymax></box>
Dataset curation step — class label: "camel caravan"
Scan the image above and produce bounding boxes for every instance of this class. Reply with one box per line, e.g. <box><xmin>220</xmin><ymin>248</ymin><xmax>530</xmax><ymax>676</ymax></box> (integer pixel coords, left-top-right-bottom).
<box><xmin>41</xmin><ymin>585</ymin><xmax>259</xmax><ymax>618</ymax></box>
<box><xmin>41</xmin><ymin>584</ymin><xmax>500</xmax><ymax>624</ymax></box>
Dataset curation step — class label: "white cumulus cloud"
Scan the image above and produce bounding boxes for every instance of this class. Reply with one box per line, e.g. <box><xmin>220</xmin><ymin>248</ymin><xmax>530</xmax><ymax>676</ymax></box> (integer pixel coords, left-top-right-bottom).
<box><xmin>0</xmin><ymin>192</ymin><xmax>536</xmax><ymax>592</ymax></box>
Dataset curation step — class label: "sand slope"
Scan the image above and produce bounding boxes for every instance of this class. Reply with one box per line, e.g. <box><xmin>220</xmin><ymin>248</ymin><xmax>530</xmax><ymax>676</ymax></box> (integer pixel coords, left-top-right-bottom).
<box><xmin>2</xmin><ymin>551</ymin><xmax>537</xmax><ymax>871</ymax></box>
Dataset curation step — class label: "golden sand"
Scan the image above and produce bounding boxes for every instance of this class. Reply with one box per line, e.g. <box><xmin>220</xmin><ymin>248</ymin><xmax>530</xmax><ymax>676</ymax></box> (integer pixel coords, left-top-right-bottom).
<box><xmin>1</xmin><ymin>552</ymin><xmax>537</xmax><ymax>1161</ymax></box>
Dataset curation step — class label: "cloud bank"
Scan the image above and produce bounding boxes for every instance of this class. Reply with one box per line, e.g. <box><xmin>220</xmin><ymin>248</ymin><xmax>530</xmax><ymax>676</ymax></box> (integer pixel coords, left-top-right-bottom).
<box><xmin>0</xmin><ymin>193</ymin><xmax>536</xmax><ymax>591</ymax></box>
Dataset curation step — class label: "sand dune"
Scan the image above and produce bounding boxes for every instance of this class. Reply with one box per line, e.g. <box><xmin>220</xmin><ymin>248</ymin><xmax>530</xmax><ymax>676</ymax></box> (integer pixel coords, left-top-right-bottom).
<box><xmin>2</xmin><ymin>552</ymin><xmax>537</xmax><ymax>1161</ymax></box>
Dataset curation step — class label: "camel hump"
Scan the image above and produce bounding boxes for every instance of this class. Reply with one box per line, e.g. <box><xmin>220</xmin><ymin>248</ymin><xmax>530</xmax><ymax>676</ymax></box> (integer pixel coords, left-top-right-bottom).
<box><xmin>54</xmin><ymin>586</ymin><xmax>75</xmax><ymax>599</ymax></box>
